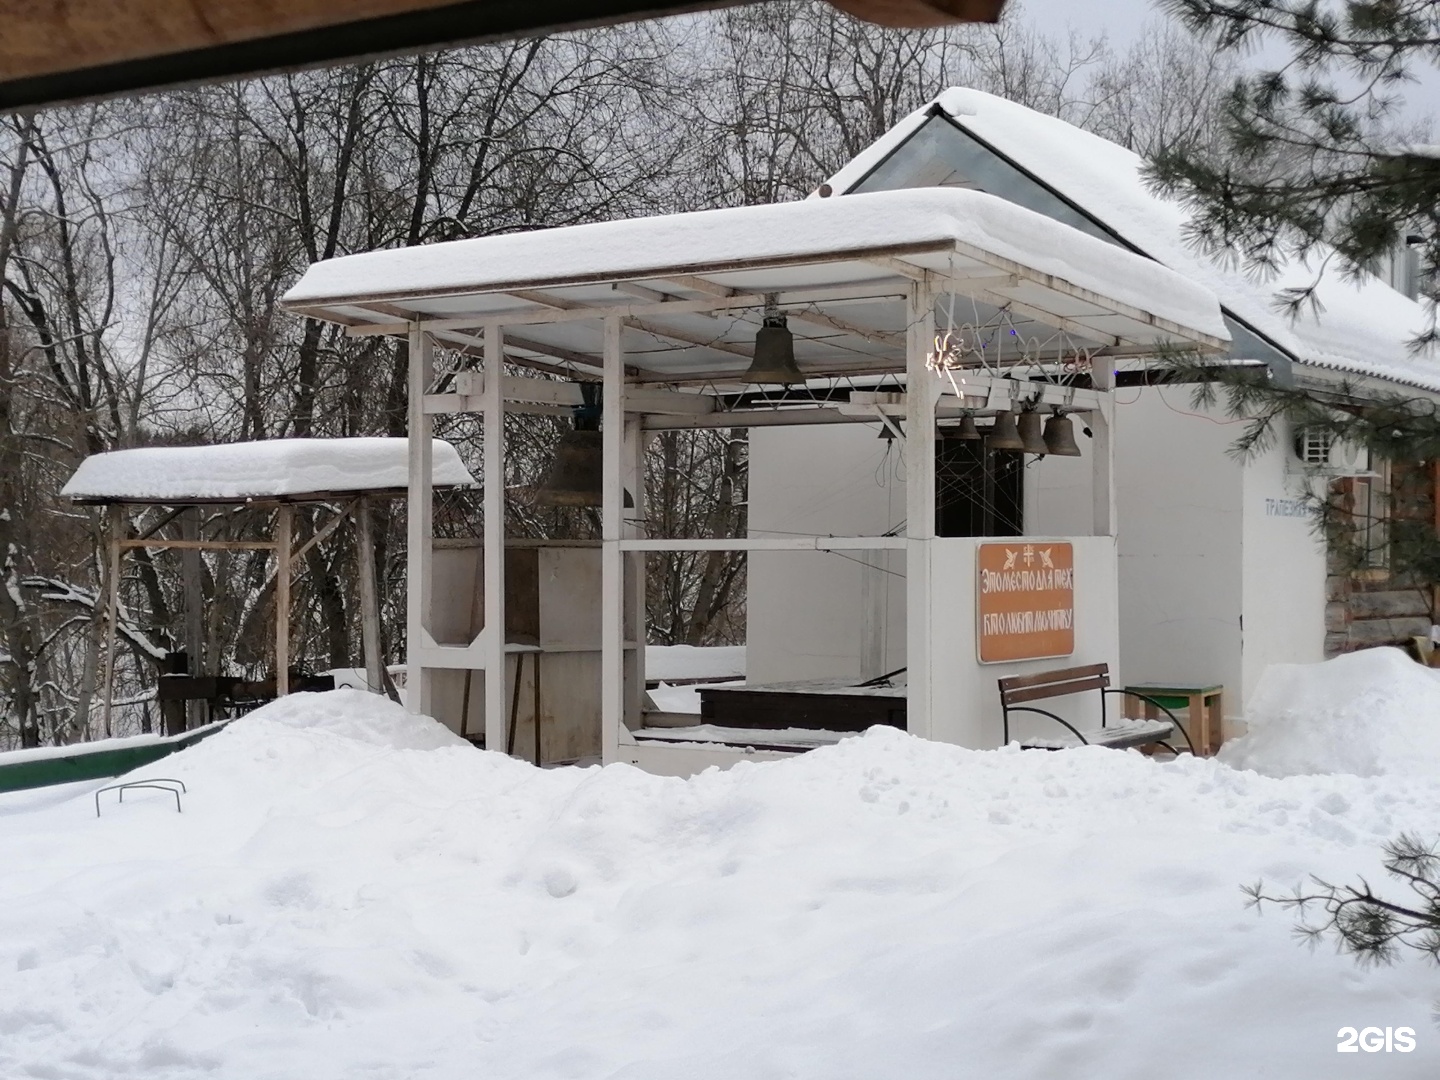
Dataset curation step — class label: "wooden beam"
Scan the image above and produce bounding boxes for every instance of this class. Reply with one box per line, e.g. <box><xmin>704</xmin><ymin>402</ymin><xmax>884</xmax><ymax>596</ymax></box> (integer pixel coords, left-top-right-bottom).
<box><xmin>275</xmin><ymin>505</ymin><xmax>293</xmax><ymax>697</ymax></box>
<box><xmin>482</xmin><ymin>322</ymin><xmax>507</xmax><ymax>755</ymax></box>
<box><xmin>355</xmin><ymin>497</ymin><xmax>386</xmax><ymax>697</ymax></box>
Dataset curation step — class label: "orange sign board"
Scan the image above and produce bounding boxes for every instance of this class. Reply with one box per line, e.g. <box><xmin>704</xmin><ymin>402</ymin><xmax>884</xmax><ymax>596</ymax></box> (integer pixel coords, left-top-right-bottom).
<box><xmin>976</xmin><ymin>541</ymin><xmax>1075</xmax><ymax>663</ymax></box>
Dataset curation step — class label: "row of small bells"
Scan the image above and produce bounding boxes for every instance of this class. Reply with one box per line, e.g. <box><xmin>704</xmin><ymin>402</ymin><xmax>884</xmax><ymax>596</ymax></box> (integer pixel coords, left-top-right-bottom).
<box><xmin>949</xmin><ymin>408</ymin><xmax>1082</xmax><ymax>457</ymax></box>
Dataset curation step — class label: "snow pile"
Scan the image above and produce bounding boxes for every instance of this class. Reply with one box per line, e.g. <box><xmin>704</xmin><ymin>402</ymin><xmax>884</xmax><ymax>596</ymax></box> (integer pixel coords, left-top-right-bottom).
<box><xmin>3</xmin><ymin>690</ymin><xmax>1440</xmax><ymax>1078</ymax></box>
<box><xmin>62</xmin><ymin>437</ymin><xmax>476</xmax><ymax>503</ymax></box>
<box><xmin>1222</xmin><ymin>647</ymin><xmax>1440</xmax><ymax>779</ymax></box>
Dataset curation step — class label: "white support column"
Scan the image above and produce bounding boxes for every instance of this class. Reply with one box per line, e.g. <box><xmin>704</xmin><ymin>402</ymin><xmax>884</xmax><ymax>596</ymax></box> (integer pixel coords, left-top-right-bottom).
<box><xmin>275</xmin><ymin>504</ymin><xmax>292</xmax><ymax>697</ymax></box>
<box><xmin>905</xmin><ymin>282</ymin><xmax>937</xmax><ymax>740</ymax></box>
<box><xmin>623</xmin><ymin>413</ymin><xmax>647</xmax><ymax>729</ymax></box>
<box><xmin>1090</xmin><ymin>361</ymin><xmax>1116</xmax><ymax>537</ymax></box>
<box><xmin>406</xmin><ymin>326</ymin><xmax>435</xmax><ymax>716</ymax></box>
<box><xmin>482</xmin><ymin>322</ymin><xmax>508</xmax><ymax>756</ymax></box>
<box><xmin>601</xmin><ymin>317</ymin><xmax>626</xmax><ymax>764</ymax></box>
<box><xmin>355</xmin><ymin>497</ymin><xmax>385</xmax><ymax>695</ymax></box>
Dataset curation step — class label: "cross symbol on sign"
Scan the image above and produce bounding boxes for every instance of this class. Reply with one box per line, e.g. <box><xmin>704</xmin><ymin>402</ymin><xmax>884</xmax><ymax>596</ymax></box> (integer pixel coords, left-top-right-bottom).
<box><xmin>1022</xmin><ymin>545</ymin><xmax>1035</xmax><ymax>566</ymax></box>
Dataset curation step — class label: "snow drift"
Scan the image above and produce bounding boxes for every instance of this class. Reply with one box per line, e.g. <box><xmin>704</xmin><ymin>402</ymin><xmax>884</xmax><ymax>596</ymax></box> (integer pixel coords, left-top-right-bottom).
<box><xmin>1221</xmin><ymin>647</ymin><xmax>1440</xmax><ymax>779</ymax></box>
<box><xmin>2</xmin><ymin>687</ymin><xmax>1439</xmax><ymax>1079</ymax></box>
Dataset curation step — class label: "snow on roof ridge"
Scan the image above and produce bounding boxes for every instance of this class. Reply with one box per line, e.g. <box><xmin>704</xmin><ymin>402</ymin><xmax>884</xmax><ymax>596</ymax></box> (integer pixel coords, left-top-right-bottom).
<box><xmin>283</xmin><ymin>186</ymin><xmax>1226</xmax><ymax>347</ymax></box>
<box><xmin>62</xmin><ymin>437</ymin><xmax>477</xmax><ymax>503</ymax></box>
<box><xmin>826</xmin><ymin>87</ymin><xmax>1439</xmax><ymax>394</ymax></box>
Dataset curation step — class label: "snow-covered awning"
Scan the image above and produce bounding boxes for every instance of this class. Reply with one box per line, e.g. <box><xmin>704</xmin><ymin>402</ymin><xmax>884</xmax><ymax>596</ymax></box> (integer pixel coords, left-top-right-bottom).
<box><xmin>281</xmin><ymin>188</ymin><xmax>1228</xmax><ymax>383</ymax></box>
<box><xmin>62</xmin><ymin>437</ymin><xmax>476</xmax><ymax>505</ymax></box>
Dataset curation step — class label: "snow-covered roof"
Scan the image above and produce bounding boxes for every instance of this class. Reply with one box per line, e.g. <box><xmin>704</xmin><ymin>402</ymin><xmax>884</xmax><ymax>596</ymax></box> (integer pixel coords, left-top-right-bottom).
<box><xmin>282</xmin><ymin>187</ymin><xmax>1227</xmax><ymax>381</ymax></box>
<box><xmin>62</xmin><ymin>438</ymin><xmax>476</xmax><ymax>504</ymax></box>
<box><xmin>824</xmin><ymin>88</ymin><xmax>1439</xmax><ymax>394</ymax></box>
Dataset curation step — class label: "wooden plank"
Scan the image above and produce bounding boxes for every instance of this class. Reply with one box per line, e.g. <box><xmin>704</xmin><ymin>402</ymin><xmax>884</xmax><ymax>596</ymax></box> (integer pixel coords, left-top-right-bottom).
<box><xmin>998</xmin><ymin>663</ymin><xmax>1109</xmax><ymax>692</ymax></box>
<box><xmin>274</xmin><ymin>505</ymin><xmax>292</xmax><ymax>697</ymax></box>
<box><xmin>355</xmin><ymin>496</ymin><xmax>385</xmax><ymax>696</ymax></box>
<box><xmin>1000</xmin><ymin>677</ymin><xmax>1108</xmax><ymax>706</ymax></box>
<box><xmin>483</xmin><ymin>322</ymin><xmax>507</xmax><ymax>754</ymax></box>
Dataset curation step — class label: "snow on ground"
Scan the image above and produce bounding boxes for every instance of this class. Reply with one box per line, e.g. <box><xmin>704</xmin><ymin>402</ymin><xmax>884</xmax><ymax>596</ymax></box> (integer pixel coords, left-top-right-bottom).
<box><xmin>1222</xmin><ymin>647</ymin><xmax>1440</xmax><ymax>779</ymax></box>
<box><xmin>3</xmin><ymin>670</ymin><xmax>1440</xmax><ymax>1078</ymax></box>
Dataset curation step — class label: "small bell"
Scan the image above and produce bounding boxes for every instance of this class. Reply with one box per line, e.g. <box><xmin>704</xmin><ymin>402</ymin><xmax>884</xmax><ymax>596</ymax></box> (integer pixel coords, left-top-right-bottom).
<box><xmin>955</xmin><ymin>414</ymin><xmax>981</xmax><ymax>440</ymax></box>
<box><xmin>1017</xmin><ymin>410</ymin><xmax>1049</xmax><ymax>455</ymax></box>
<box><xmin>986</xmin><ymin>411</ymin><xmax>1026</xmax><ymax>452</ymax></box>
<box><xmin>1042</xmin><ymin>410</ymin><xmax>1082</xmax><ymax>457</ymax></box>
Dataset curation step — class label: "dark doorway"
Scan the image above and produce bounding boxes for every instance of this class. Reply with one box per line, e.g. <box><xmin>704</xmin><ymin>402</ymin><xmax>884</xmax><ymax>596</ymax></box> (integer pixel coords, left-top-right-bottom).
<box><xmin>936</xmin><ymin>435</ymin><xmax>1023</xmax><ymax>537</ymax></box>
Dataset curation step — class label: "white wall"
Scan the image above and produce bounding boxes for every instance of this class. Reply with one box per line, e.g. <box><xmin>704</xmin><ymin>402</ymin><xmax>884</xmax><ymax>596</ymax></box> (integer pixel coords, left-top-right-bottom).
<box><xmin>927</xmin><ymin>535</ymin><xmax>1120</xmax><ymax>748</ymax></box>
<box><xmin>747</xmin><ymin>424</ymin><xmax>905</xmax><ymax>683</ymax></box>
<box><xmin>1114</xmin><ymin>388</ymin><xmax>1244</xmax><ymax>710</ymax></box>
<box><xmin>1240</xmin><ymin>424</ymin><xmax>1328</xmax><ymax>703</ymax></box>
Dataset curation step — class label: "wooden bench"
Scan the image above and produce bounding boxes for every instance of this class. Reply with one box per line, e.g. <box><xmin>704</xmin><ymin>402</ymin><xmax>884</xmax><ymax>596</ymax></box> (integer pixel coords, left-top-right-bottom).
<box><xmin>997</xmin><ymin>663</ymin><xmax>1194</xmax><ymax>753</ymax></box>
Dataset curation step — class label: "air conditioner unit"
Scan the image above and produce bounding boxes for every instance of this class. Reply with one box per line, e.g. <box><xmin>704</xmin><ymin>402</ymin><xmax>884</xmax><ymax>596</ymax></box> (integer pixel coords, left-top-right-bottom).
<box><xmin>1291</xmin><ymin>426</ymin><xmax>1373</xmax><ymax>476</ymax></box>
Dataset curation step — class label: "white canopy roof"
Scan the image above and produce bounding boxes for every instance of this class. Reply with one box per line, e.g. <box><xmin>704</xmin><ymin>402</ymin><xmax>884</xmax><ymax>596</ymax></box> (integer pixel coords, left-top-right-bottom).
<box><xmin>282</xmin><ymin>187</ymin><xmax>1228</xmax><ymax>383</ymax></box>
<box><xmin>825</xmin><ymin>89</ymin><xmax>1438</xmax><ymax>393</ymax></box>
<box><xmin>63</xmin><ymin>438</ymin><xmax>476</xmax><ymax>505</ymax></box>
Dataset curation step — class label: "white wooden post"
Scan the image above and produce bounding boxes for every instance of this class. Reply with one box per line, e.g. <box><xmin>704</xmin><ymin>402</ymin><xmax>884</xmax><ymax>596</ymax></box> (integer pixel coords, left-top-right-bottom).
<box><xmin>406</xmin><ymin>325</ymin><xmax>434</xmax><ymax>715</ymax></box>
<box><xmin>355</xmin><ymin>497</ymin><xmax>385</xmax><ymax>694</ymax></box>
<box><xmin>623</xmin><ymin>413</ymin><xmax>646</xmax><ymax>729</ymax></box>
<box><xmin>482</xmin><ymin>322</ymin><xmax>508</xmax><ymax>756</ymax></box>
<box><xmin>99</xmin><ymin>505</ymin><xmax>122</xmax><ymax>739</ymax></box>
<box><xmin>601</xmin><ymin>317</ymin><xmax>625</xmax><ymax>764</ymax></box>
<box><xmin>275</xmin><ymin>504</ymin><xmax>292</xmax><ymax>697</ymax></box>
<box><xmin>1090</xmin><ymin>361</ymin><xmax>1116</xmax><ymax>537</ymax></box>
<box><xmin>905</xmin><ymin>282</ymin><xmax>937</xmax><ymax>740</ymax></box>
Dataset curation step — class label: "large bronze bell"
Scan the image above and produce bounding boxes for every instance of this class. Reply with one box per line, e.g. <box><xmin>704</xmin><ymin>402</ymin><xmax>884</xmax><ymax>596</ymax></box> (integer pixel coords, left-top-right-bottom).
<box><xmin>536</xmin><ymin>428</ymin><xmax>603</xmax><ymax>506</ymax></box>
<box><xmin>985</xmin><ymin>410</ymin><xmax>1026</xmax><ymax>452</ymax></box>
<box><xmin>1042</xmin><ymin>410</ymin><xmax>1082</xmax><ymax>457</ymax></box>
<box><xmin>955</xmin><ymin>414</ymin><xmax>982</xmax><ymax>440</ymax></box>
<box><xmin>1017</xmin><ymin>410</ymin><xmax>1049</xmax><ymax>455</ymax></box>
<box><xmin>742</xmin><ymin>313</ymin><xmax>804</xmax><ymax>385</ymax></box>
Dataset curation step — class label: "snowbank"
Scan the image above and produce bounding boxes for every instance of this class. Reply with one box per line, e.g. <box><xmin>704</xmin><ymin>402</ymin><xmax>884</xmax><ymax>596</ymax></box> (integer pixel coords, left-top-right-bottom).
<box><xmin>1221</xmin><ymin>647</ymin><xmax>1440</xmax><ymax>779</ymax></box>
<box><xmin>2</xmin><ymin>689</ymin><xmax>1439</xmax><ymax>1078</ymax></box>
<box><xmin>62</xmin><ymin>437</ymin><xmax>476</xmax><ymax>503</ymax></box>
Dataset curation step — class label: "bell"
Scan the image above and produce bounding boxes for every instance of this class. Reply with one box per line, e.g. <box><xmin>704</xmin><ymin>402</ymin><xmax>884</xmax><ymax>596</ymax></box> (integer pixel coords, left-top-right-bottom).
<box><xmin>955</xmin><ymin>414</ymin><xmax>981</xmax><ymax>440</ymax></box>
<box><xmin>1017</xmin><ymin>410</ymin><xmax>1049</xmax><ymax>455</ymax></box>
<box><xmin>877</xmin><ymin>419</ymin><xmax>904</xmax><ymax>441</ymax></box>
<box><xmin>1042</xmin><ymin>411</ymin><xmax>1082</xmax><ymax>457</ymax></box>
<box><xmin>985</xmin><ymin>410</ymin><xmax>1026</xmax><ymax>452</ymax></box>
<box><xmin>536</xmin><ymin>428</ymin><xmax>603</xmax><ymax>506</ymax></box>
<box><xmin>743</xmin><ymin>313</ymin><xmax>804</xmax><ymax>385</ymax></box>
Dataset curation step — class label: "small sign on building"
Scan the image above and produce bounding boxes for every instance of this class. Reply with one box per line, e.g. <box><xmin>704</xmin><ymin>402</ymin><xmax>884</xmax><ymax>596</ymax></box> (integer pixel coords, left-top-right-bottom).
<box><xmin>976</xmin><ymin>541</ymin><xmax>1075</xmax><ymax>663</ymax></box>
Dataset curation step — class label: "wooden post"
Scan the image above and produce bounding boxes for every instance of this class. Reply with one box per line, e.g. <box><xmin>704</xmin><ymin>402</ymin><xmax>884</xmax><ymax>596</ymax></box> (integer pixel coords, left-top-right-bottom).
<box><xmin>274</xmin><ymin>504</ymin><xmax>292</xmax><ymax>697</ymax></box>
<box><xmin>180</xmin><ymin>506</ymin><xmax>204</xmax><ymax>730</ymax></box>
<box><xmin>623</xmin><ymin>413</ymin><xmax>646</xmax><ymax>731</ymax></box>
<box><xmin>1090</xmin><ymin>361</ymin><xmax>1116</xmax><ymax>538</ymax></box>
<box><xmin>905</xmin><ymin>282</ymin><xmax>936</xmax><ymax>741</ymax></box>
<box><xmin>406</xmin><ymin>325</ymin><xmax>434</xmax><ymax>716</ymax></box>
<box><xmin>355</xmin><ymin>496</ymin><xmax>385</xmax><ymax>695</ymax></box>
<box><xmin>601</xmin><ymin>316</ymin><xmax>625</xmax><ymax>764</ymax></box>
<box><xmin>99</xmin><ymin>504</ymin><xmax>123</xmax><ymax>739</ymax></box>
<box><xmin>483</xmin><ymin>322</ymin><xmax>508</xmax><ymax>755</ymax></box>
